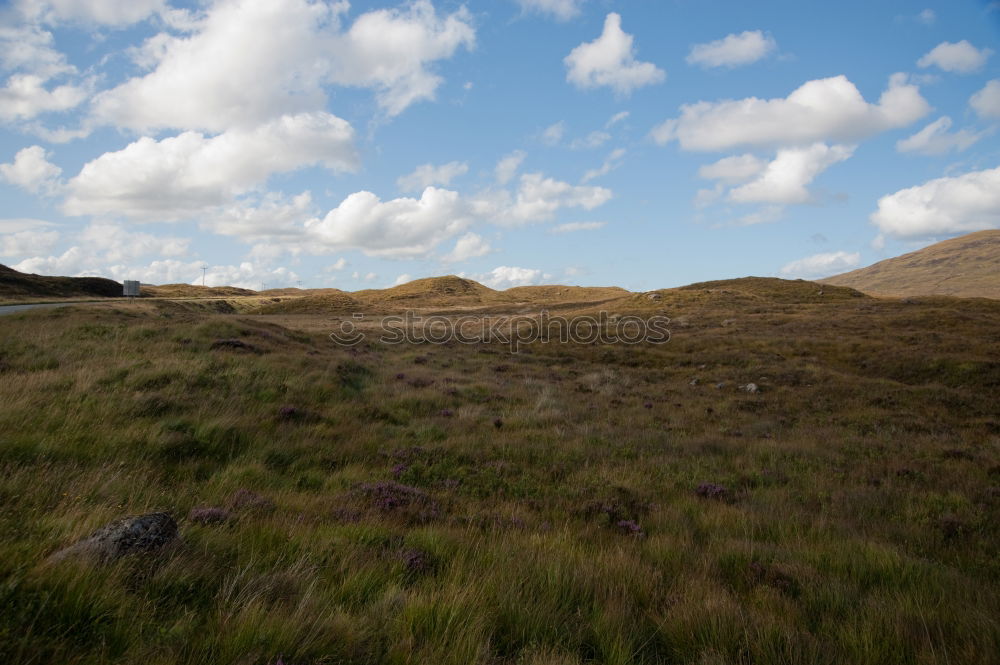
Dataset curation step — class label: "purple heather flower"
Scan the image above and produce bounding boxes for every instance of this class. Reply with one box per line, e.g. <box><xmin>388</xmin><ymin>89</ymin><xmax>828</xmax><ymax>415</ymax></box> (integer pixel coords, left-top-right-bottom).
<box><xmin>644</xmin><ymin>402</ymin><xmax>653</xmax><ymax>409</ymax></box>
<box><xmin>395</xmin><ymin>373</ymin><xmax>406</xmax><ymax>380</ymax></box>
<box><xmin>695</xmin><ymin>482</ymin><xmax>729</xmax><ymax>500</ymax></box>
<box><xmin>439</xmin><ymin>409</ymin><xmax>454</xmax><ymax>417</ymax></box>
<box><xmin>392</xmin><ymin>463</ymin><xmax>409</xmax><ymax>478</ymax></box>
<box><xmin>187</xmin><ymin>506</ymin><xmax>230</xmax><ymax>525</ymax></box>
<box><xmin>616</xmin><ymin>519</ymin><xmax>643</xmax><ymax>536</ymax></box>
<box><xmin>278</xmin><ymin>405</ymin><xmax>298</xmax><ymax>420</ymax></box>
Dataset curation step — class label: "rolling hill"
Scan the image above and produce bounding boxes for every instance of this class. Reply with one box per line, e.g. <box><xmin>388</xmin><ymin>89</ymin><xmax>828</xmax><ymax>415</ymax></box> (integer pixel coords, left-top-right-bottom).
<box><xmin>823</xmin><ymin>230</ymin><xmax>1000</xmax><ymax>299</ymax></box>
<box><xmin>0</xmin><ymin>263</ymin><xmax>122</xmax><ymax>301</ymax></box>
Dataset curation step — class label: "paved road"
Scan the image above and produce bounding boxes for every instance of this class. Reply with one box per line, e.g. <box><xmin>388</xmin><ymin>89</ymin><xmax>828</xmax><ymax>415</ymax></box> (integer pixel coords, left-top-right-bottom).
<box><xmin>0</xmin><ymin>302</ymin><xmax>98</xmax><ymax>316</ymax></box>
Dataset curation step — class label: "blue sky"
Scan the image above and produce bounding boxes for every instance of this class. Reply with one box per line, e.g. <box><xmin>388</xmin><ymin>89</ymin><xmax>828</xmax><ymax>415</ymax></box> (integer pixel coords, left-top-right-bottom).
<box><xmin>1</xmin><ymin>0</ymin><xmax>998</xmax><ymax>291</ymax></box>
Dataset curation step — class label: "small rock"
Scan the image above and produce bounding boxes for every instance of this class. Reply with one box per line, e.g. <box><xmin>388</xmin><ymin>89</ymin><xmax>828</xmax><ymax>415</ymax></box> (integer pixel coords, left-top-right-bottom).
<box><xmin>646</xmin><ymin>292</ymin><xmax>661</xmax><ymax>301</ymax></box>
<box><xmin>715</xmin><ymin>382</ymin><xmax>726</xmax><ymax>389</ymax></box>
<box><xmin>188</xmin><ymin>507</ymin><xmax>230</xmax><ymax>524</ymax></box>
<box><xmin>50</xmin><ymin>512</ymin><xmax>177</xmax><ymax>563</ymax></box>
<box><xmin>689</xmin><ymin>378</ymin><xmax>700</xmax><ymax>386</ymax></box>
<box><xmin>740</xmin><ymin>383</ymin><xmax>759</xmax><ymax>394</ymax></box>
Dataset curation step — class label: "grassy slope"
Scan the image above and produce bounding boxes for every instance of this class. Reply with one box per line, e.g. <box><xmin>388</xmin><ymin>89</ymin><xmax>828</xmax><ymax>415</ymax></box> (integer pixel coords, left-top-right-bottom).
<box><xmin>0</xmin><ymin>264</ymin><xmax>121</xmax><ymax>302</ymax></box>
<box><xmin>1</xmin><ymin>284</ymin><xmax>999</xmax><ymax>664</ymax></box>
<box><xmin>823</xmin><ymin>230</ymin><xmax>1000</xmax><ymax>299</ymax></box>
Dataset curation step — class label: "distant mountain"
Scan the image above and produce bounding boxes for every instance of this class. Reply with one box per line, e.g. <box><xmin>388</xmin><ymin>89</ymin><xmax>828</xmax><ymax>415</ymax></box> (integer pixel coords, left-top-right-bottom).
<box><xmin>823</xmin><ymin>230</ymin><xmax>1000</xmax><ymax>299</ymax></box>
<box><xmin>0</xmin><ymin>264</ymin><xmax>121</xmax><ymax>300</ymax></box>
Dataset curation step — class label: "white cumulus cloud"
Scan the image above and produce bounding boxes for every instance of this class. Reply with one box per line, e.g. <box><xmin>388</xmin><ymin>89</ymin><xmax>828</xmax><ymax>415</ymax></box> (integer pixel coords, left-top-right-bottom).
<box><xmin>0</xmin><ymin>74</ymin><xmax>87</xmax><ymax>122</ymax></box>
<box><xmin>20</xmin><ymin>0</ymin><xmax>166</xmax><ymax>27</ymax></box>
<box><xmin>442</xmin><ymin>231</ymin><xmax>492</xmax><ymax>262</ymax></box>
<box><xmin>686</xmin><ymin>30</ymin><xmax>777</xmax><ymax>68</ymax></box>
<box><xmin>505</xmin><ymin>172</ymin><xmax>612</xmax><ymax>223</ymax></box>
<box><xmin>728</xmin><ymin>143</ymin><xmax>855</xmax><ymax>204</ymax></box>
<box><xmin>91</xmin><ymin>0</ymin><xmax>475</xmax><ymax>132</ymax></box>
<box><xmin>64</xmin><ymin>112</ymin><xmax>357</xmax><ymax>220</ymax></box>
<box><xmin>780</xmin><ymin>251</ymin><xmax>860</xmax><ymax>278</ymax></box>
<box><xmin>651</xmin><ymin>73</ymin><xmax>929</xmax><ymax>151</ymax></box>
<box><xmin>917</xmin><ymin>40</ymin><xmax>992</xmax><ymax>74</ymax></box>
<box><xmin>564</xmin><ymin>13</ymin><xmax>664</xmax><ymax>95</ymax></box>
<box><xmin>306</xmin><ymin>187</ymin><xmax>471</xmax><ymax>258</ymax></box>
<box><xmin>870</xmin><ymin>167</ymin><xmax>1000</xmax><ymax>239</ymax></box>
<box><xmin>478</xmin><ymin>266</ymin><xmax>545</xmax><ymax>289</ymax></box>
<box><xmin>0</xmin><ymin>145</ymin><xmax>62</xmax><ymax>194</ymax></box>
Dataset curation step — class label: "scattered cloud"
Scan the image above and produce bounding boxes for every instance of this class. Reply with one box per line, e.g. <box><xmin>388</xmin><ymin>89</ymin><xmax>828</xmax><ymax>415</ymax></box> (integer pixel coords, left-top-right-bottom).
<box><xmin>570</xmin><ymin>130</ymin><xmax>611</xmax><ymax>150</ymax></box>
<box><xmin>541</xmin><ymin>121</ymin><xmax>565</xmax><ymax>146</ymax></box>
<box><xmin>728</xmin><ymin>143</ymin><xmax>855</xmax><ymax>204</ymax></box>
<box><xmin>896</xmin><ymin>117</ymin><xmax>982</xmax><ymax>155</ymax></box>
<box><xmin>394</xmin><ymin>273</ymin><xmax>413</xmax><ymax>285</ymax></box>
<box><xmin>564</xmin><ymin>13</ymin><xmax>664</xmax><ymax>95</ymax></box>
<box><xmin>917</xmin><ymin>40</ymin><xmax>992</xmax><ymax>74</ymax></box>
<box><xmin>652</xmin><ymin>74</ymin><xmax>929</xmax><ymax>151</ymax></box>
<box><xmin>686</xmin><ymin>30</ymin><xmax>777</xmax><ymax>68</ymax></box>
<box><xmin>970</xmin><ymin>79</ymin><xmax>1000</xmax><ymax>119</ymax></box>
<box><xmin>397</xmin><ymin>161</ymin><xmax>468</xmax><ymax>193</ymax></box>
<box><xmin>871</xmin><ymin>166</ymin><xmax>1000</xmax><ymax>239</ymax></box>
<box><xmin>64</xmin><ymin>111</ymin><xmax>357</xmax><ymax>221</ymax></box>
<box><xmin>442</xmin><ymin>231</ymin><xmax>492</xmax><ymax>262</ymax></box>
<box><xmin>581</xmin><ymin>147</ymin><xmax>625</xmax><ymax>183</ymax></box>
<box><xmin>779</xmin><ymin>250</ymin><xmax>860</xmax><ymax>278</ymax></box>
<box><xmin>917</xmin><ymin>9</ymin><xmax>936</xmax><ymax>25</ymax></box>
<box><xmin>477</xmin><ymin>265</ymin><xmax>545</xmax><ymax>289</ymax></box>
<box><xmin>513</xmin><ymin>0</ymin><xmax>584</xmax><ymax>21</ymax></box>
<box><xmin>0</xmin><ymin>145</ymin><xmax>62</xmax><ymax>194</ymax></box>
<box><xmin>0</xmin><ymin>74</ymin><xmax>88</xmax><ymax>123</ymax></box>
<box><xmin>503</xmin><ymin>172</ymin><xmax>612</xmax><ymax>223</ymax></box>
<box><xmin>495</xmin><ymin>150</ymin><xmax>526</xmax><ymax>184</ymax></box>
<box><xmin>551</xmin><ymin>221</ymin><xmax>606</xmax><ymax>233</ymax></box>
<box><xmin>605</xmin><ymin>110</ymin><xmax>629</xmax><ymax>128</ymax></box>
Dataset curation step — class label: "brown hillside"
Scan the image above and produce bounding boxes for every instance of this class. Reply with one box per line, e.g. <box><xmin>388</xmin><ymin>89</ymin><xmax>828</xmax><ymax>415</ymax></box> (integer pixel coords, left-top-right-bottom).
<box><xmin>353</xmin><ymin>276</ymin><xmax>503</xmax><ymax>307</ymax></box>
<box><xmin>141</xmin><ymin>283</ymin><xmax>257</xmax><ymax>298</ymax></box>
<box><xmin>823</xmin><ymin>230</ymin><xmax>1000</xmax><ymax>299</ymax></box>
<box><xmin>0</xmin><ymin>263</ymin><xmax>121</xmax><ymax>301</ymax></box>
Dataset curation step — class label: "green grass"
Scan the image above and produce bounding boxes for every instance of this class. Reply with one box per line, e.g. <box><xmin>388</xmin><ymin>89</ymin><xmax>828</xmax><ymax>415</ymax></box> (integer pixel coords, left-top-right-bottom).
<box><xmin>0</xmin><ymin>294</ymin><xmax>998</xmax><ymax>664</ymax></box>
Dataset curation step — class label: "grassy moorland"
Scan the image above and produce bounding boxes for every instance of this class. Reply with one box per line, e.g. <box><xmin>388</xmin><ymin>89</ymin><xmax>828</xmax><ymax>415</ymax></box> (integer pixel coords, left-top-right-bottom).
<box><xmin>0</xmin><ymin>279</ymin><xmax>998</xmax><ymax>664</ymax></box>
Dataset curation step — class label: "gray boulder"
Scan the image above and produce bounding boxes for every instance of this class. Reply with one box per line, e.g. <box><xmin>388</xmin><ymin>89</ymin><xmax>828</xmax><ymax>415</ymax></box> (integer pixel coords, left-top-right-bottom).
<box><xmin>50</xmin><ymin>512</ymin><xmax>178</xmax><ymax>563</ymax></box>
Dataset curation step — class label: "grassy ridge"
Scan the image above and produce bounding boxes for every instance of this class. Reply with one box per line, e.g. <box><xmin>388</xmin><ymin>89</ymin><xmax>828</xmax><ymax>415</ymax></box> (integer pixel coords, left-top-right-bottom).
<box><xmin>823</xmin><ymin>230</ymin><xmax>1000</xmax><ymax>299</ymax></box>
<box><xmin>0</xmin><ymin>264</ymin><xmax>121</xmax><ymax>302</ymax></box>
<box><xmin>0</xmin><ymin>293</ymin><xmax>998</xmax><ymax>664</ymax></box>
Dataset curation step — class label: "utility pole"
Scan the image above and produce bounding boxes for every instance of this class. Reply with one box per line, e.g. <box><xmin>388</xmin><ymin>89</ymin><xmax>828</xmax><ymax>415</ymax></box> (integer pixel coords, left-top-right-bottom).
<box><xmin>261</xmin><ymin>281</ymin><xmax>266</xmax><ymax>292</ymax></box>
<box><xmin>201</xmin><ymin>266</ymin><xmax>207</xmax><ymax>286</ymax></box>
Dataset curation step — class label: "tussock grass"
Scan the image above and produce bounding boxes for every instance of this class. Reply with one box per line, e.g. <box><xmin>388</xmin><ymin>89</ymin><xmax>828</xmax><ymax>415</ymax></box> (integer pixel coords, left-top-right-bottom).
<box><xmin>1</xmin><ymin>292</ymin><xmax>999</xmax><ymax>664</ymax></box>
